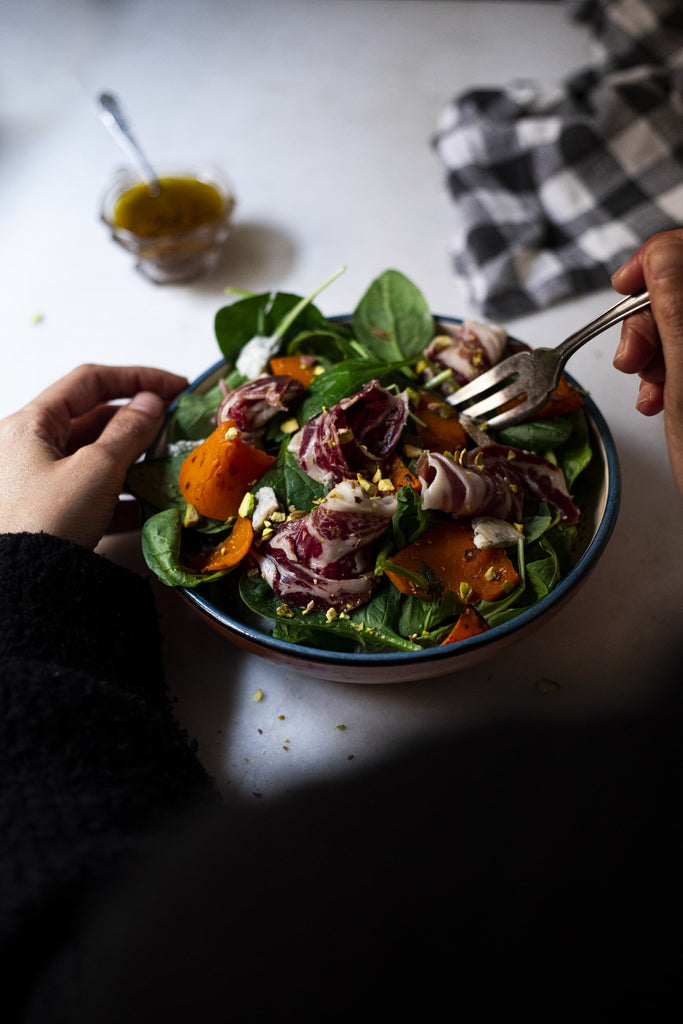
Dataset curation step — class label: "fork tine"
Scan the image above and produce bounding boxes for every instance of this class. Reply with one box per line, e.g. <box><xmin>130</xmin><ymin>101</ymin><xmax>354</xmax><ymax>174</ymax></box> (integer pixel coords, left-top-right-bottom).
<box><xmin>455</xmin><ymin>379</ymin><xmax>527</xmax><ymax>421</ymax></box>
<box><xmin>482</xmin><ymin>396</ymin><xmax>541</xmax><ymax>431</ymax></box>
<box><xmin>446</xmin><ymin>366</ymin><xmax>515</xmax><ymax>410</ymax></box>
<box><xmin>446</xmin><ymin>351</ymin><xmax>525</xmax><ymax>410</ymax></box>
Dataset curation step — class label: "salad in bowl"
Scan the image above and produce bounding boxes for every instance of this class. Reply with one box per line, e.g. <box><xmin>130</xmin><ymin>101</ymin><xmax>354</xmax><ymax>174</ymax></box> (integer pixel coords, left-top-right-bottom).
<box><xmin>129</xmin><ymin>268</ymin><xmax>619</xmax><ymax>682</ymax></box>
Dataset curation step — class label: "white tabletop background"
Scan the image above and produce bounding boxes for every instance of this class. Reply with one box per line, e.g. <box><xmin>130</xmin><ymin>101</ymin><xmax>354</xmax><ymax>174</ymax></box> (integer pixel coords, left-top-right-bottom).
<box><xmin>2</xmin><ymin>0</ymin><xmax>681</xmax><ymax>801</ymax></box>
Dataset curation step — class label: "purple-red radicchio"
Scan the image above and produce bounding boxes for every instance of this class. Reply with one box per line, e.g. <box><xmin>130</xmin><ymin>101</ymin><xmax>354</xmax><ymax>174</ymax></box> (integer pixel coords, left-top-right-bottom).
<box><xmin>292</xmin><ymin>380</ymin><xmax>409</xmax><ymax>486</ymax></box>
<box><xmin>251</xmin><ymin>479</ymin><xmax>398</xmax><ymax>611</ymax></box>
<box><xmin>416</xmin><ymin>445</ymin><xmax>579</xmax><ymax>524</ymax></box>
<box><xmin>216</xmin><ymin>375</ymin><xmax>303</xmax><ymax>444</ymax></box>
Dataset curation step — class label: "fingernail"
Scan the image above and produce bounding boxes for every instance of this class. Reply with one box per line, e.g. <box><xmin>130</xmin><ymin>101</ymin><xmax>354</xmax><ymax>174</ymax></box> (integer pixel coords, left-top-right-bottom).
<box><xmin>613</xmin><ymin>332</ymin><xmax>627</xmax><ymax>368</ymax></box>
<box><xmin>129</xmin><ymin>391</ymin><xmax>164</xmax><ymax>417</ymax></box>
<box><xmin>635</xmin><ymin>380</ymin><xmax>650</xmax><ymax>412</ymax></box>
<box><xmin>611</xmin><ymin>261</ymin><xmax>627</xmax><ymax>285</ymax></box>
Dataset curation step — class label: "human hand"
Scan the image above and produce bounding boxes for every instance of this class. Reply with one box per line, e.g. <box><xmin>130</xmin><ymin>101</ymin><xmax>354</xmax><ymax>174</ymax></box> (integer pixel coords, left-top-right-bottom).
<box><xmin>0</xmin><ymin>364</ymin><xmax>188</xmax><ymax>548</ymax></box>
<box><xmin>612</xmin><ymin>230</ymin><xmax>683</xmax><ymax>498</ymax></box>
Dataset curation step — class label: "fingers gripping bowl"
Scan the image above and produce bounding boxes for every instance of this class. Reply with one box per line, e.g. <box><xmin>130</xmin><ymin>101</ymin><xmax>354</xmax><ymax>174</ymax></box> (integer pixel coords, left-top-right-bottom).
<box><xmin>133</xmin><ymin>271</ymin><xmax>620</xmax><ymax>684</ymax></box>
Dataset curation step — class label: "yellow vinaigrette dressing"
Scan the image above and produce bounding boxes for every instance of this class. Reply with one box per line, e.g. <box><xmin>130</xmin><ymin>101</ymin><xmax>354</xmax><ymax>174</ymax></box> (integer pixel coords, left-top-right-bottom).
<box><xmin>113</xmin><ymin>176</ymin><xmax>224</xmax><ymax>237</ymax></box>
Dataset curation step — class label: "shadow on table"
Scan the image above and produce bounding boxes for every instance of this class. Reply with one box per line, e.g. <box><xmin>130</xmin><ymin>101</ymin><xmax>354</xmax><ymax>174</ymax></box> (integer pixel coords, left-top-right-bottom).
<box><xmin>189</xmin><ymin>218</ymin><xmax>299</xmax><ymax>295</ymax></box>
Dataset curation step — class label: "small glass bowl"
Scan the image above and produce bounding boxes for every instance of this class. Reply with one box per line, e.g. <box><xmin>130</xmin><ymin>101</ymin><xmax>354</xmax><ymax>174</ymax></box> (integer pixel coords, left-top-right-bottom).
<box><xmin>100</xmin><ymin>164</ymin><xmax>236</xmax><ymax>284</ymax></box>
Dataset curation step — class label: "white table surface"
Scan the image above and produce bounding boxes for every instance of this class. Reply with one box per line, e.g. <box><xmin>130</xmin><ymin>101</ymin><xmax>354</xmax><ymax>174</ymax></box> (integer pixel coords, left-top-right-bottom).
<box><xmin>2</xmin><ymin>0</ymin><xmax>681</xmax><ymax>801</ymax></box>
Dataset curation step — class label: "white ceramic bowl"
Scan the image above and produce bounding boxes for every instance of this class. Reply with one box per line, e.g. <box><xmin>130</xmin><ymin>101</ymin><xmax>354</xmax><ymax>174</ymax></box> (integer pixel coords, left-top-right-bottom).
<box><xmin>146</xmin><ymin>321</ymin><xmax>620</xmax><ymax>683</ymax></box>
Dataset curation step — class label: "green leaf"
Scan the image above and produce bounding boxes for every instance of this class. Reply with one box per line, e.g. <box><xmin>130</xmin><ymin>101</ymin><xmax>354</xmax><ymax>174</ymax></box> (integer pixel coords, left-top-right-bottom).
<box><xmin>167</xmin><ymin>381</ymin><xmax>225</xmax><ymax>443</ymax></box>
<box><xmin>556</xmin><ymin>410</ymin><xmax>593</xmax><ymax>487</ymax></box>
<box><xmin>239</xmin><ymin>572</ymin><xmax>421</xmax><ymax>652</ymax></box>
<box><xmin>214</xmin><ymin>291</ymin><xmax>330</xmax><ymax>368</ymax></box>
<box><xmin>257</xmin><ymin>446</ymin><xmax>327</xmax><ymax>511</ymax></box>
<box><xmin>141</xmin><ymin>509</ymin><xmax>225</xmax><ymax>587</ymax></box>
<box><xmin>126</xmin><ymin>452</ymin><xmax>188</xmax><ymax>512</ymax></box>
<box><xmin>300</xmin><ymin>358</ymin><xmax>412</xmax><ymax>421</ymax></box>
<box><xmin>391</xmin><ymin>484</ymin><xmax>432</xmax><ymax>550</ymax></box>
<box><xmin>214</xmin><ymin>292</ymin><xmax>272</xmax><ymax>365</ymax></box>
<box><xmin>351</xmin><ymin>269</ymin><xmax>434</xmax><ymax>361</ymax></box>
<box><xmin>498</xmin><ymin>417</ymin><xmax>573</xmax><ymax>452</ymax></box>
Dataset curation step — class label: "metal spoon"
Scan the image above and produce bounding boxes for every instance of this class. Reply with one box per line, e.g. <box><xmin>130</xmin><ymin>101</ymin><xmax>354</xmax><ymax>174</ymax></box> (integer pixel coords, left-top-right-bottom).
<box><xmin>96</xmin><ymin>92</ymin><xmax>161</xmax><ymax>196</ymax></box>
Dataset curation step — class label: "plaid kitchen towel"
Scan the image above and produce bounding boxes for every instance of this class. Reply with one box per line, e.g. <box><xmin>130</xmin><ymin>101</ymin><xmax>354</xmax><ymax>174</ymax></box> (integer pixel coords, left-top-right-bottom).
<box><xmin>433</xmin><ymin>0</ymin><xmax>683</xmax><ymax>319</ymax></box>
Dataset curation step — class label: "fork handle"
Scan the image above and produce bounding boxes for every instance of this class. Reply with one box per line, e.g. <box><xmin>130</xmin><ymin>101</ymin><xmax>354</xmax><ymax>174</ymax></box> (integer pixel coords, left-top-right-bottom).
<box><xmin>555</xmin><ymin>289</ymin><xmax>651</xmax><ymax>361</ymax></box>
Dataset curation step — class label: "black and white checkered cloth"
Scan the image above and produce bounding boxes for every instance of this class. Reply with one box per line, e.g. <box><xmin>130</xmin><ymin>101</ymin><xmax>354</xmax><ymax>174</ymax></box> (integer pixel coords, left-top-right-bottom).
<box><xmin>433</xmin><ymin>0</ymin><xmax>683</xmax><ymax>319</ymax></box>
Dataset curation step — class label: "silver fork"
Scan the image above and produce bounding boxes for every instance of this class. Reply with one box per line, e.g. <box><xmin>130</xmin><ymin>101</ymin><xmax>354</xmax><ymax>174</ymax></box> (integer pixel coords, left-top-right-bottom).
<box><xmin>446</xmin><ymin>290</ymin><xmax>651</xmax><ymax>430</ymax></box>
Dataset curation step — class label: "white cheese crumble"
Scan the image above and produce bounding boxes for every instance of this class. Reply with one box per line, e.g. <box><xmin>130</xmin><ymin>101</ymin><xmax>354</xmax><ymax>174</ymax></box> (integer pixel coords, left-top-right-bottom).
<box><xmin>472</xmin><ymin>516</ymin><xmax>522</xmax><ymax>549</ymax></box>
<box><xmin>252</xmin><ymin>486</ymin><xmax>281</xmax><ymax>532</ymax></box>
<box><xmin>235</xmin><ymin>335</ymin><xmax>281</xmax><ymax>378</ymax></box>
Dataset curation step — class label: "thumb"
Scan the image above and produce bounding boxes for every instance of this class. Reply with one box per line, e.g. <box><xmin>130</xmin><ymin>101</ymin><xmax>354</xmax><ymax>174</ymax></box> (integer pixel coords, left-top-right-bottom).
<box><xmin>95</xmin><ymin>390</ymin><xmax>167</xmax><ymax>471</ymax></box>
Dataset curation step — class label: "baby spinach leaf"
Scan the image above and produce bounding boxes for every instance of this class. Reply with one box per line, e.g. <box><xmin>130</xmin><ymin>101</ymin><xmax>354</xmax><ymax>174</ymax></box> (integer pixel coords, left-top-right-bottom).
<box><xmin>239</xmin><ymin>572</ymin><xmax>421</xmax><ymax>652</ymax></box>
<box><xmin>257</xmin><ymin>447</ymin><xmax>327</xmax><ymax>511</ymax></box>
<box><xmin>126</xmin><ymin>451</ymin><xmax>188</xmax><ymax>512</ymax></box>
<box><xmin>391</xmin><ymin>485</ymin><xmax>432</xmax><ymax>550</ymax></box>
<box><xmin>167</xmin><ymin>381</ymin><xmax>225</xmax><ymax>443</ymax></box>
<box><xmin>214</xmin><ymin>292</ymin><xmax>271</xmax><ymax>364</ymax></box>
<box><xmin>214</xmin><ymin>291</ymin><xmax>329</xmax><ymax>367</ymax></box>
<box><xmin>555</xmin><ymin>410</ymin><xmax>592</xmax><ymax>487</ymax></box>
<box><xmin>300</xmin><ymin>358</ymin><xmax>412</xmax><ymax>421</ymax></box>
<box><xmin>498</xmin><ymin>417</ymin><xmax>573</xmax><ymax>452</ymax></box>
<box><xmin>351</xmin><ymin>269</ymin><xmax>434</xmax><ymax>361</ymax></box>
<box><xmin>141</xmin><ymin>509</ymin><xmax>226</xmax><ymax>587</ymax></box>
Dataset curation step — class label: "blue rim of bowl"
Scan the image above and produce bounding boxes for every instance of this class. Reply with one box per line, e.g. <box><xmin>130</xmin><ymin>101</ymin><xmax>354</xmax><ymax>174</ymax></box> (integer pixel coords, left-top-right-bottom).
<box><xmin>147</xmin><ymin>320</ymin><xmax>621</xmax><ymax>669</ymax></box>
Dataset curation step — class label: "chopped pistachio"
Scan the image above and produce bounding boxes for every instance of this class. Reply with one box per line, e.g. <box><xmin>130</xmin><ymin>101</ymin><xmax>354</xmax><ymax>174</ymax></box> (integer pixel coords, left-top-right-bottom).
<box><xmin>326</xmin><ymin>607</ymin><xmax>338</xmax><ymax>622</ymax></box>
<box><xmin>356</xmin><ymin>474</ymin><xmax>377</xmax><ymax>496</ymax></box>
<box><xmin>238</xmin><ymin>491</ymin><xmax>255</xmax><ymax>518</ymax></box>
<box><xmin>253</xmin><ymin>688</ymin><xmax>264</xmax><ymax>702</ymax></box>
<box><xmin>280</xmin><ymin>417</ymin><xmax>300</xmax><ymax>434</ymax></box>
<box><xmin>459</xmin><ymin>581</ymin><xmax>474</xmax><ymax>602</ymax></box>
<box><xmin>183</xmin><ymin>503</ymin><xmax>200</xmax><ymax>528</ymax></box>
<box><xmin>276</xmin><ymin>603</ymin><xmax>295</xmax><ymax>618</ymax></box>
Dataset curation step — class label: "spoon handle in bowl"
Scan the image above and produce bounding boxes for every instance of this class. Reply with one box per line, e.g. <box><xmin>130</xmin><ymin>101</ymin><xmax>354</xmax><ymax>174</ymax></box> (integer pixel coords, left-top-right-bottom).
<box><xmin>96</xmin><ymin>92</ymin><xmax>160</xmax><ymax>196</ymax></box>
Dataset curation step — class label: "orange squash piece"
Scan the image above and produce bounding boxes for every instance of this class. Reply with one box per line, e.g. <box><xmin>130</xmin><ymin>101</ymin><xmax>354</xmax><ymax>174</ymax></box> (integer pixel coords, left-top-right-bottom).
<box><xmin>179</xmin><ymin>420</ymin><xmax>275</xmax><ymax>521</ymax></box>
<box><xmin>441</xmin><ymin>606</ymin><xmax>490</xmax><ymax>646</ymax></box>
<box><xmin>385</xmin><ymin>453</ymin><xmax>421</xmax><ymax>492</ymax></box>
<box><xmin>185</xmin><ymin>514</ymin><xmax>255</xmax><ymax>573</ymax></box>
<box><xmin>414</xmin><ymin>391</ymin><xmax>468</xmax><ymax>453</ymax></box>
<box><xmin>532</xmin><ymin>376</ymin><xmax>584</xmax><ymax>420</ymax></box>
<box><xmin>384</xmin><ymin>520</ymin><xmax>520</xmax><ymax>602</ymax></box>
<box><xmin>499</xmin><ymin>375</ymin><xmax>584</xmax><ymax>422</ymax></box>
<box><xmin>269</xmin><ymin>355</ymin><xmax>317</xmax><ymax>387</ymax></box>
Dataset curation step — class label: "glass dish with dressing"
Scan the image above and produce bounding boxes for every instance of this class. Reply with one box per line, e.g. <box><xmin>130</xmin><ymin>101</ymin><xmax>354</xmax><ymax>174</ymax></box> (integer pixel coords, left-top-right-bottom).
<box><xmin>100</xmin><ymin>165</ymin><xmax>236</xmax><ymax>283</ymax></box>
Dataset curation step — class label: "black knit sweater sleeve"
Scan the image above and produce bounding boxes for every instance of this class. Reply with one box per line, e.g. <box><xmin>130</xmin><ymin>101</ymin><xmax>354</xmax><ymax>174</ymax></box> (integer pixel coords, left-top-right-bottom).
<box><xmin>0</xmin><ymin>532</ymin><xmax>216</xmax><ymax>1016</ymax></box>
